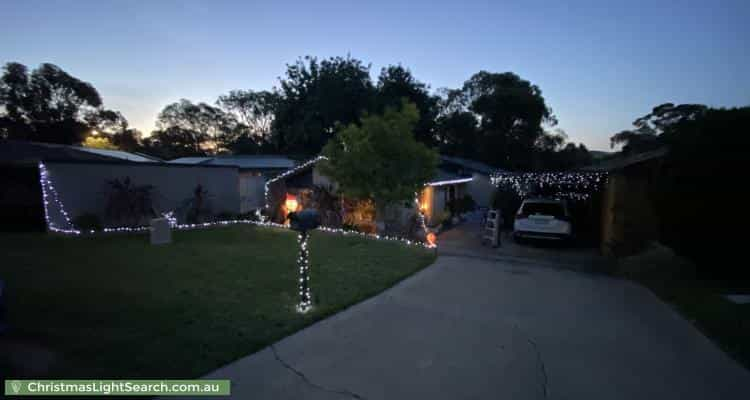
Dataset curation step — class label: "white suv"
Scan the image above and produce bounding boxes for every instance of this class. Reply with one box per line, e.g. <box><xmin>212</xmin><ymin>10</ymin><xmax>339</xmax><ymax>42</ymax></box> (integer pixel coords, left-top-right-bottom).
<box><xmin>513</xmin><ymin>198</ymin><xmax>572</xmax><ymax>242</ymax></box>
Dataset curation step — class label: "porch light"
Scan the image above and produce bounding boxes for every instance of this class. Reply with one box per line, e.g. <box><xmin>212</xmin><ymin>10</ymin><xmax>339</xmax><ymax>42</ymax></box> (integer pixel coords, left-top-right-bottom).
<box><xmin>285</xmin><ymin>193</ymin><xmax>298</xmax><ymax>213</ymax></box>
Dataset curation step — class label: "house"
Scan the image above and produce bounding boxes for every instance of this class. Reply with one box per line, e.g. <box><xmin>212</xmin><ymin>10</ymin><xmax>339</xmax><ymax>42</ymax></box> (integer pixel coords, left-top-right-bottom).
<box><xmin>0</xmin><ymin>139</ymin><xmax>159</xmax><ymax>164</ymax></box>
<box><xmin>168</xmin><ymin>155</ymin><xmax>296</xmax><ymax>213</ymax></box>
<box><xmin>0</xmin><ymin>140</ymin><xmax>244</xmax><ymax>232</ymax></box>
<box><xmin>434</xmin><ymin>155</ymin><xmax>499</xmax><ymax>209</ymax></box>
<box><xmin>265</xmin><ymin>155</ymin><xmax>497</xmax><ymax>230</ymax></box>
<box><xmin>582</xmin><ymin>148</ymin><xmax>668</xmax><ymax>256</ymax></box>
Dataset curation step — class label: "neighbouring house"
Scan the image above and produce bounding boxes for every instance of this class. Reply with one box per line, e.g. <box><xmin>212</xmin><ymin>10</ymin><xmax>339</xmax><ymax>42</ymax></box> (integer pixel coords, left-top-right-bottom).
<box><xmin>582</xmin><ymin>147</ymin><xmax>668</xmax><ymax>257</ymax></box>
<box><xmin>439</xmin><ymin>155</ymin><xmax>498</xmax><ymax>208</ymax></box>
<box><xmin>168</xmin><ymin>155</ymin><xmax>296</xmax><ymax>213</ymax></box>
<box><xmin>265</xmin><ymin>155</ymin><xmax>497</xmax><ymax>234</ymax></box>
<box><xmin>0</xmin><ymin>140</ymin><xmax>244</xmax><ymax>232</ymax></box>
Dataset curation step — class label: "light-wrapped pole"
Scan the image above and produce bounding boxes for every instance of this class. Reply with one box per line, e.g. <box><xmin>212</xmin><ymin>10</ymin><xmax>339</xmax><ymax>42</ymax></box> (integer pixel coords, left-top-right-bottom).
<box><xmin>297</xmin><ymin>232</ymin><xmax>312</xmax><ymax>312</ymax></box>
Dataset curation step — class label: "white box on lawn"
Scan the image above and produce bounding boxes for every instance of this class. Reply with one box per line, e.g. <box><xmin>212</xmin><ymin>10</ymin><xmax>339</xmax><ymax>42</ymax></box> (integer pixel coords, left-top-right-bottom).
<box><xmin>150</xmin><ymin>218</ymin><xmax>172</xmax><ymax>245</ymax></box>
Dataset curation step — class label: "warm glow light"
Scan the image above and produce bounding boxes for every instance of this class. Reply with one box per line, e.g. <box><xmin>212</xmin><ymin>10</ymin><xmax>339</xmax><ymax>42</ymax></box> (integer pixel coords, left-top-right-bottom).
<box><xmin>426</xmin><ymin>232</ymin><xmax>437</xmax><ymax>246</ymax></box>
<box><xmin>285</xmin><ymin>193</ymin><xmax>298</xmax><ymax>213</ymax></box>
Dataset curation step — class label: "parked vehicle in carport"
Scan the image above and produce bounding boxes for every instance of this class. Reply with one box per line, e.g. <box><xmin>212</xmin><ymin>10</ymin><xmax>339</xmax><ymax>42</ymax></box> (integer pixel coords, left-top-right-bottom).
<box><xmin>513</xmin><ymin>198</ymin><xmax>572</xmax><ymax>242</ymax></box>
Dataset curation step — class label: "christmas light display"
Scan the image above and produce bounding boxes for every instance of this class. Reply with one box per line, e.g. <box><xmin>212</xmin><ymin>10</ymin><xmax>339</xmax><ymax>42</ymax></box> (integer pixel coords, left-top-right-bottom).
<box><xmin>296</xmin><ymin>232</ymin><xmax>312</xmax><ymax>313</ymax></box>
<box><xmin>39</xmin><ymin>162</ymin><xmax>81</xmax><ymax>235</ymax></box>
<box><xmin>490</xmin><ymin>171</ymin><xmax>608</xmax><ymax>200</ymax></box>
<box><xmin>38</xmin><ymin>162</ymin><xmax>435</xmax><ymax>248</ymax></box>
<box><xmin>426</xmin><ymin>177</ymin><xmax>474</xmax><ymax>186</ymax></box>
<box><xmin>264</xmin><ymin>156</ymin><xmax>328</xmax><ymax>208</ymax></box>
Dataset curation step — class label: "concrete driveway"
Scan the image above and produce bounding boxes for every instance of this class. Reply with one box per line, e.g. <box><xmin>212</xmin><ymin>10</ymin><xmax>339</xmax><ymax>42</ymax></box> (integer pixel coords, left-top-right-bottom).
<box><xmin>186</xmin><ymin>252</ymin><xmax>749</xmax><ymax>399</ymax></box>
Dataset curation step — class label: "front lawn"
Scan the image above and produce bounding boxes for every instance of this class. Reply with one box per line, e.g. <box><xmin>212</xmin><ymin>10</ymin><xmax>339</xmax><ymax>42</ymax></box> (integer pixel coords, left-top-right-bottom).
<box><xmin>0</xmin><ymin>225</ymin><xmax>435</xmax><ymax>378</ymax></box>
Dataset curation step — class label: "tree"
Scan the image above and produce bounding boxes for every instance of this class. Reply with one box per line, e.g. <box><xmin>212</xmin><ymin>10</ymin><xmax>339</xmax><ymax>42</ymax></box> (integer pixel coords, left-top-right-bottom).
<box><xmin>439</xmin><ymin>72</ymin><xmax>556</xmax><ymax>170</ymax></box>
<box><xmin>272</xmin><ymin>56</ymin><xmax>375</xmax><ymax>154</ymax></box>
<box><xmin>531</xmin><ymin>129</ymin><xmax>592</xmax><ymax>170</ymax></box>
<box><xmin>436</xmin><ymin>110</ymin><xmax>480</xmax><ymax>158</ymax></box>
<box><xmin>651</xmin><ymin>106</ymin><xmax>747</xmax><ymax>280</ymax></box>
<box><xmin>376</xmin><ymin>65</ymin><xmax>440</xmax><ymax>146</ymax></box>
<box><xmin>320</xmin><ymin>101</ymin><xmax>438</xmax><ymax>229</ymax></box>
<box><xmin>141</xmin><ymin>126</ymin><xmax>207</xmax><ymax>160</ymax></box>
<box><xmin>155</xmin><ymin>99</ymin><xmax>241</xmax><ymax>154</ymax></box>
<box><xmin>83</xmin><ymin>109</ymin><xmax>142</xmax><ymax>152</ymax></box>
<box><xmin>0</xmin><ymin>62</ymin><xmax>102</xmax><ymax>144</ymax></box>
<box><xmin>217</xmin><ymin>90</ymin><xmax>278</xmax><ymax>153</ymax></box>
<box><xmin>610</xmin><ymin>103</ymin><xmax>708</xmax><ymax>154</ymax></box>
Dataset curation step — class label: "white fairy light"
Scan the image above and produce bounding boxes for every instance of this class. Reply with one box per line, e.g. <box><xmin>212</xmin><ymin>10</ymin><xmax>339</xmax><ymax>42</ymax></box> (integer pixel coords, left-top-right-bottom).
<box><xmin>490</xmin><ymin>171</ymin><xmax>608</xmax><ymax>200</ymax></box>
<box><xmin>425</xmin><ymin>177</ymin><xmax>473</xmax><ymax>186</ymax></box>
<box><xmin>296</xmin><ymin>232</ymin><xmax>313</xmax><ymax>313</ymax></box>
<box><xmin>264</xmin><ymin>156</ymin><xmax>329</xmax><ymax>210</ymax></box>
<box><xmin>37</xmin><ymin>161</ymin><xmax>435</xmax><ymax>248</ymax></box>
<box><xmin>38</xmin><ymin>162</ymin><xmax>81</xmax><ymax>235</ymax></box>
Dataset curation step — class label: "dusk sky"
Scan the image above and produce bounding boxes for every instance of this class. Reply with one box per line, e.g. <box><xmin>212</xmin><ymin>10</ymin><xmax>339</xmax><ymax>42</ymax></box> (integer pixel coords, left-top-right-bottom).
<box><xmin>2</xmin><ymin>0</ymin><xmax>749</xmax><ymax>151</ymax></box>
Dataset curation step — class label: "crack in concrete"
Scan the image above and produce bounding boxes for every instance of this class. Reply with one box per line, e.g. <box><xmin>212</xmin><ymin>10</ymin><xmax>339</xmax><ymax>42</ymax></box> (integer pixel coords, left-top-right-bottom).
<box><xmin>270</xmin><ymin>345</ymin><xmax>366</xmax><ymax>400</ymax></box>
<box><xmin>526</xmin><ymin>337</ymin><xmax>549</xmax><ymax>398</ymax></box>
<box><xmin>512</xmin><ymin>323</ymin><xmax>549</xmax><ymax>398</ymax></box>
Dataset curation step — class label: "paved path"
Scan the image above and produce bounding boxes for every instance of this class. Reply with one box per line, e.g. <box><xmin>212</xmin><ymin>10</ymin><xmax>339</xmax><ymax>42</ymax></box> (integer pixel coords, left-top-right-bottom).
<box><xmin>185</xmin><ymin>254</ymin><xmax>749</xmax><ymax>399</ymax></box>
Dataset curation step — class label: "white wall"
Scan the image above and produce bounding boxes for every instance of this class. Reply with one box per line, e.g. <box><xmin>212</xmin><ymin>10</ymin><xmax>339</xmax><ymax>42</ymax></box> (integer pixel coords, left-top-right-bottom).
<box><xmin>468</xmin><ymin>173</ymin><xmax>494</xmax><ymax>207</ymax></box>
<box><xmin>44</xmin><ymin>161</ymin><xmax>241</xmax><ymax>227</ymax></box>
<box><xmin>239</xmin><ymin>173</ymin><xmax>265</xmax><ymax>213</ymax></box>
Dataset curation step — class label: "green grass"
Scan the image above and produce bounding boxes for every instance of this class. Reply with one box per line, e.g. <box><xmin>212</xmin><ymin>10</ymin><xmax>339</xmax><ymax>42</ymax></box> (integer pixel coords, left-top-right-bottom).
<box><xmin>0</xmin><ymin>226</ymin><xmax>435</xmax><ymax>378</ymax></box>
<box><xmin>635</xmin><ymin>279</ymin><xmax>750</xmax><ymax>370</ymax></box>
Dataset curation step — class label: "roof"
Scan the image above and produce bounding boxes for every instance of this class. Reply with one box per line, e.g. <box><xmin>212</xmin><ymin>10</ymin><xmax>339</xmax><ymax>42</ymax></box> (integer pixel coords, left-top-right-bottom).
<box><xmin>168</xmin><ymin>155</ymin><xmax>296</xmax><ymax>170</ymax></box>
<box><xmin>76</xmin><ymin>147</ymin><xmax>158</xmax><ymax>162</ymax></box>
<box><xmin>168</xmin><ymin>157</ymin><xmax>213</xmax><ymax>164</ymax></box>
<box><xmin>0</xmin><ymin>140</ymin><xmax>152</xmax><ymax>164</ymax></box>
<box><xmin>440</xmin><ymin>155</ymin><xmax>497</xmax><ymax>175</ymax></box>
<box><xmin>580</xmin><ymin>147</ymin><xmax>668</xmax><ymax>172</ymax></box>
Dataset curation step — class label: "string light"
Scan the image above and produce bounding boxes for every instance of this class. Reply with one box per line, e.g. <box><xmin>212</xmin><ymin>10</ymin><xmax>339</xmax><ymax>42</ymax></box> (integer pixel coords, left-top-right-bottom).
<box><xmin>37</xmin><ymin>162</ymin><xmax>435</xmax><ymax>248</ymax></box>
<box><xmin>490</xmin><ymin>171</ymin><xmax>608</xmax><ymax>200</ymax></box>
<box><xmin>38</xmin><ymin>162</ymin><xmax>81</xmax><ymax>235</ymax></box>
<box><xmin>426</xmin><ymin>177</ymin><xmax>473</xmax><ymax>186</ymax></box>
<box><xmin>296</xmin><ymin>232</ymin><xmax>312</xmax><ymax>313</ymax></box>
<box><xmin>162</xmin><ymin>211</ymin><xmax>177</xmax><ymax>227</ymax></box>
<box><xmin>262</xmin><ymin>157</ymin><xmax>436</xmax><ymax>248</ymax></box>
<box><xmin>264</xmin><ymin>156</ymin><xmax>328</xmax><ymax>209</ymax></box>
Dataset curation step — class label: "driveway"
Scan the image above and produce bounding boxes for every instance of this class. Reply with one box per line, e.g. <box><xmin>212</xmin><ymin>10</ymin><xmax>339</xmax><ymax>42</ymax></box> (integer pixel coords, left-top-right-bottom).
<box><xmin>183</xmin><ymin>250</ymin><xmax>749</xmax><ymax>398</ymax></box>
<box><xmin>437</xmin><ymin>211</ymin><xmax>610</xmax><ymax>273</ymax></box>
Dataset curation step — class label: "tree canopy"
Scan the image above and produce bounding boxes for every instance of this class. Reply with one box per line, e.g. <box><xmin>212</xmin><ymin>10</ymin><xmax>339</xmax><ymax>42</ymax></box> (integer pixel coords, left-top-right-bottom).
<box><xmin>1</xmin><ymin>62</ymin><xmax>103</xmax><ymax>144</ymax></box>
<box><xmin>438</xmin><ymin>71</ymin><xmax>558</xmax><ymax>170</ymax></box>
<box><xmin>375</xmin><ymin>65</ymin><xmax>440</xmax><ymax>147</ymax></box>
<box><xmin>610</xmin><ymin>102</ymin><xmax>708</xmax><ymax>154</ymax></box>
<box><xmin>2</xmin><ymin>59</ymin><xmax>595</xmax><ymax>171</ymax></box>
<box><xmin>272</xmin><ymin>56</ymin><xmax>375</xmax><ymax>155</ymax></box>
<box><xmin>320</xmin><ymin>101</ymin><xmax>438</xmax><ymax>209</ymax></box>
<box><xmin>153</xmin><ymin>99</ymin><xmax>241</xmax><ymax>155</ymax></box>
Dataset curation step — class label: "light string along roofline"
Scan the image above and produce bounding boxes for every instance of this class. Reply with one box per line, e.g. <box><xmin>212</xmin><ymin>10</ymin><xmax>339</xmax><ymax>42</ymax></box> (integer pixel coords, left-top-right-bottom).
<box><xmin>38</xmin><ymin>161</ymin><xmax>435</xmax><ymax>249</ymax></box>
<box><xmin>263</xmin><ymin>156</ymin><xmax>435</xmax><ymax>248</ymax></box>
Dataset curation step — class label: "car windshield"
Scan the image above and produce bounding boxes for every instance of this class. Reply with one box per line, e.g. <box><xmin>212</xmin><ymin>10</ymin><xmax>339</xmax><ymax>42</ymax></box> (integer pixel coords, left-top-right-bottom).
<box><xmin>522</xmin><ymin>202</ymin><xmax>565</xmax><ymax>217</ymax></box>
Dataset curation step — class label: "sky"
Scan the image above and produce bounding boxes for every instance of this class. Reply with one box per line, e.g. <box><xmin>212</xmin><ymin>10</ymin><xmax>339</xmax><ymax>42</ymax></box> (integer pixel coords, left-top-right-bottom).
<box><xmin>2</xmin><ymin>0</ymin><xmax>749</xmax><ymax>151</ymax></box>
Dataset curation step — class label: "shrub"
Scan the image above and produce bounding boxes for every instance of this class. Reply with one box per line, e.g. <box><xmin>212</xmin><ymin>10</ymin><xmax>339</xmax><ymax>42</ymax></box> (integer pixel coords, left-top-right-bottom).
<box><xmin>105</xmin><ymin>177</ymin><xmax>155</xmax><ymax>227</ymax></box>
<box><xmin>73</xmin><ymin>213</ymin><xmax>102</xmax><ymax>231</ymax></box>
